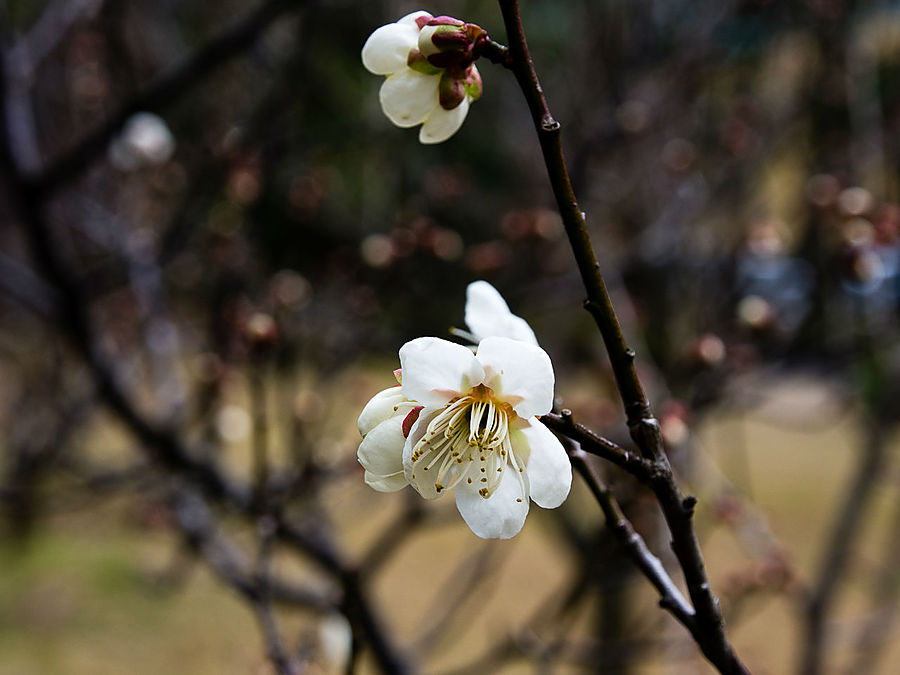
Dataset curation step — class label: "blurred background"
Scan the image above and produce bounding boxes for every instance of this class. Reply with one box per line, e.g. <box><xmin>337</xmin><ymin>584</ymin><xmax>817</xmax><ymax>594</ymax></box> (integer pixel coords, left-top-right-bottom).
<box><xmin>1</xmin><ymin>0</ymin><xmax>900</xmax><ymax>672</ymax></box>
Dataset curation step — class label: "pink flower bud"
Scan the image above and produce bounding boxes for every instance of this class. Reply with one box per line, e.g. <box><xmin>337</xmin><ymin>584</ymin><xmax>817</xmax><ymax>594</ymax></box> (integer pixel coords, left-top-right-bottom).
<box><xmin>417</xmin><ymin>17</ymin><xmax>487</xmax><ymax>68</ymax></box>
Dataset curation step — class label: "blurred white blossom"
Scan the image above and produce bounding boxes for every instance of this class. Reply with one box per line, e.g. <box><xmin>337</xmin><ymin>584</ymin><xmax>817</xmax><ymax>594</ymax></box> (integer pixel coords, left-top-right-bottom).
<box><xmin>108</xmin><ymin>112</ymin><xmax>175</xmax><ymax>170</ymax></box>
<box><xmin>465</xmin><ymin>280</ymin><xmax>538</xmax><ymax>345</ymax></box>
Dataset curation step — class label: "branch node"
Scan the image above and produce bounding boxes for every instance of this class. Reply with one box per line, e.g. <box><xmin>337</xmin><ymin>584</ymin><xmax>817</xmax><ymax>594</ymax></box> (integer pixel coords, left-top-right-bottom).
<box><xmin>682</xmin><ymin>495</ymin><xmax>698</xmax><ymax>517</ymax></box>
<box><xmin>540</xmin><ymin>114</ymin><xmax>560</xmax><ymax>132</ymax></box>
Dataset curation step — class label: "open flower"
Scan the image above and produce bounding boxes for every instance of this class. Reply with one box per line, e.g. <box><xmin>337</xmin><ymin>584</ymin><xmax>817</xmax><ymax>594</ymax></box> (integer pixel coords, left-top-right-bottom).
<box><xmin>358</xmin><ymin>336</ymin><xmax>571</xmax><ymax>539</ymax></box>
<box><xmin>361</xmin><ymin>11</ymin><xmax>485</xmax><ymax>144</ymax></box>
<box><xmin>465</xmin><ymin>280</ymin><xmax>539</xmax><ymax>345</ymax></box>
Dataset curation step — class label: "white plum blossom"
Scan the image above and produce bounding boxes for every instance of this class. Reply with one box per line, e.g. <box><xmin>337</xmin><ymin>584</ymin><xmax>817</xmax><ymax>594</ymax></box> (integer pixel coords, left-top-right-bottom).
<box><xmin>357</xmin><ymin>336</ymin><xmax>571</xmax><ymax>539</ymax></box>
<box><xmin>361</xmin><ymin>11</ymin><xmax>485</xmax><ymax>144</ymax></box>
<box><xmin>465</xmin><ymin>280</ymin><xmax>539</xmax><ymax>345</ymax></box>
<box><xmin>108</xmin><ymin>112</ymin><xmax>175</xmax><ymax>170</ymax></box>
<box><xmin>357</xmin><ymin>373</ymin><xmax>418</xmax><ymax>492</ymax></box>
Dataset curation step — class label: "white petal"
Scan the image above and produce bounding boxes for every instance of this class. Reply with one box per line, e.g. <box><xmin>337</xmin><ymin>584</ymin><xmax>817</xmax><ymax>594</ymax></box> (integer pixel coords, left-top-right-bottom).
<box><xmin>465</xmin><ymin>281</ymin><xmax>538</xmax><ymax>345</ymax></box>
<box><xmin>365</xmin><ymin>470</ymin><xmax>408</xmax><ymax>492</ymax></box>
<box><xmin>399</xmin><ymin>337</ymin><xmax>484</xmax><ymax>408</ymax></box>
<box><xmin>358</xmin><ymin>386</ymin><xmax>406</xmax><ymax>436</ymax></box>
<box><xmin>401</xmin><ymin>407</ymin><xmax>432</xmax><ymax>468</ymax></box>
<box><xmin>475</xmin><ymin>337</ymin><xmax>555</xmax><ymax>418</ymax></box>
<box><xmin>379</xmin><ymin>69</ymin><xmax>440</xmax><ymax>128</ymax></box>
<box><xmin>419</xmin><ymin>97</ymin><xmax>470</xmax><ymax>144</ymax></box>
<box><xmin>397</xmin><ymin>11</ymin><xmax>432</xmax><ymax>28</ymax></box>
<box><xmin>401</xmin><ymin>408</ymin><xmax>448</xmax><ymax>500</ymax></box>
<box><xmin>512</xmin><ymin>418</ymin><xmax>571</xmax><ymax>509</ymax></box>
<box><xmin>358</xmin><ymin>416</ymin><xmax>406</xmax><ymax>479</ymax></box>
<box><xmin>362</xmin><ymin>22</ymin><xmax>419</xmax><ymax>75</ymax></box>
<box><xmin>455</xmin><ymin>470</ymin><xmax>529</xmax><ymax>539</ymax></box>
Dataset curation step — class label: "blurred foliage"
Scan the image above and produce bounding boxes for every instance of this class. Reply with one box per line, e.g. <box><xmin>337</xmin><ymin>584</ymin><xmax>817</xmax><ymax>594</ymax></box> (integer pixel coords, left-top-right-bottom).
<box><xmin>3</xmin><ymin>0</ymin><xmax>900</xmax><ymax>672</ymax></box>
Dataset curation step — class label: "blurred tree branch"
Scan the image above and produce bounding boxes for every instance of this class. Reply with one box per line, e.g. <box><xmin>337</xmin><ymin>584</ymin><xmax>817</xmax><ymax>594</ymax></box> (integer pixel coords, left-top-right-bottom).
<box><xmin>16</xmin><ymin>0</ymin><xmax>310</xmax><ymax>194</ymax></box>
<box><xmin>0</xmin><ymin>5</ymin><xmax>414</xmax><ymax>671</ymax></box>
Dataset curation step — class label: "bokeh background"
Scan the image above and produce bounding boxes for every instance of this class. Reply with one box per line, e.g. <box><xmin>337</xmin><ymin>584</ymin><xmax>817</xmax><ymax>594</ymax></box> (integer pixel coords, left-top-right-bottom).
<box><xmin>1</xmin><ymin>0</ymin><xmax>900</xmax><ymax>672</ymax></box>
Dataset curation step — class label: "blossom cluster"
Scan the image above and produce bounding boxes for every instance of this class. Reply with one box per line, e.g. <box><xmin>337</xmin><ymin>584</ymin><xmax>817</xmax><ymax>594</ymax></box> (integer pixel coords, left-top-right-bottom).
<box><xmin>362</xmin><ymin>11</ymin><xmax>486</xmax><ymax>144</ymax></box>
<box><xmin>357</xmin><ymin>282</ymin><xmax>571</xmax><ymax>539</ymax></box>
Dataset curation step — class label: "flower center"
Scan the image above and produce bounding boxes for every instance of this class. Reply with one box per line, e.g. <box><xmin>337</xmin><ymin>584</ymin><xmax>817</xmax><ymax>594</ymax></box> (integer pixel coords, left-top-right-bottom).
<box><xmin>409</xmin><ymin>385</ymin><xmax>527</xmax><ymax>500</ymax></box>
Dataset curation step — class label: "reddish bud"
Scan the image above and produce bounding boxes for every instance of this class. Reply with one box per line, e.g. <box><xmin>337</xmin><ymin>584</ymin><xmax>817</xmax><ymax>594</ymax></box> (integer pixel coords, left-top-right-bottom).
<box><xmin>402</xmin><ymin>406</ymin><xmax>424</xmax><ymax>438</ymax></box>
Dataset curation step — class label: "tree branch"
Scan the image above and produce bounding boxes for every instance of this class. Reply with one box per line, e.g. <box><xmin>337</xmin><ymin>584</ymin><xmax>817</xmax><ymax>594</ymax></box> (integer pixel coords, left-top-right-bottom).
<box><xmin>0</xmin><ymin>22</ymin><xmax>410</xmax><ymax>673</ymax></box>
<box><xmin>542</xmin><ymin>410</ymin><xmax>653</xmax><ymax>480</ymax></box>
<box><xmin>568</xmin><ymin>446</ymin><xmax>696</xmax><ymax>630</ymax></box>
<box><xmin>800</xmin><ymin>423</ymin><xmax>888</xmax><ymax>675</ymax></box>
<box><xmin>493</xmin><ymin>2</ymin><xmax>747</xmax><ymax>672</ymax></box>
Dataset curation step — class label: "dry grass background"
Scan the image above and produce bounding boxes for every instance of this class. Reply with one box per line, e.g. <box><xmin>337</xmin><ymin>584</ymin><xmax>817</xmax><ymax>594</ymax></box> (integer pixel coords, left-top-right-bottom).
<box><xmin>0</xmin><ymin>370</ymin><xmax>898</xmax><ymax>674</ymax></box>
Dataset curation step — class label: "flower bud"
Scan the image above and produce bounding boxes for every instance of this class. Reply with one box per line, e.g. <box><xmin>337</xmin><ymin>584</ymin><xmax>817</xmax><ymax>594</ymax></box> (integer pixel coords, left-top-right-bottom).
<box><xmin>406</xmin><ymin>48</ymin><xmax>442</xmax><ymax>76</ymax></box>
<box><xmin>462</xmin><ymin>66</ymin><xmax>483</xmax><ymax>102</ymax></box>
<box><xmin>417</xmin><ymin>16</ymin><xmax>487</xmax><ymax>69</ymax></box>
<box><xmin>244</xmin><ymin>312</ymin><xmax>279</xmax><ymax>352</ymax></box>
<box><xmin>418</xmin><ymin>17</ymin><xmax>467</xmax><ymax>57</ymax></box>
<box><xmin>438</xmin><ymin>65</ymin><xmax>482</xmax><ymax>111</ymax></box>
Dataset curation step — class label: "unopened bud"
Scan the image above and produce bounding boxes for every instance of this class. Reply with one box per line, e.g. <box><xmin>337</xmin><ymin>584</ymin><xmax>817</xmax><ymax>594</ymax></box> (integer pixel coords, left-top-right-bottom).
<box><xmin>407</xmin><ymin>49</ymin><xmax>442</xmax><ymax>76</ymax></box>
<box><xmin>419</xmin><ymin>18</ymin><xmax>467</xmax><ymax>55</ymax></box>
<box><xmin>439</xmin><ymin>70</ymin><xmax>465</xmax><ymax>110</ymax></box>
<box><xmin>418</xmin><ymin>17</ymin><xmax>487</xmax><ymax>69</ymax></box>
<box><xmin>438</xmin><ymin>65</ymin><xmax>482</xmax><ymax>110</ymax></box>
<box><xmin>245</xmin><ymin>312</ymin><xmax>278</xmax><ymax>348</ymax></box>
<box><xmin>462</xmin><ymin>66</ymin><xmax>483</xmax><ymax>101</ymax></box>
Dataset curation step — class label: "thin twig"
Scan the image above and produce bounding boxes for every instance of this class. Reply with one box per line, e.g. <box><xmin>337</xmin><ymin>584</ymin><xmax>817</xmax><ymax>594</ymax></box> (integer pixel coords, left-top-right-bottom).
<box><xmin>846</xmin><ymin>477</ymin><xmax>900</xmax><ymax>673</ymax></box>
<box><xmin>360</xmin><ymin>496</ymin><xmax>425</xmax><ymax>573</ymax></box>
<box><xmin>411</xmin><ymin>544</ymin><xmax>504</xmax><ymax>656</ymax></box>
<box><xmin>542</xmin><ymin>410</ymin><xmax>653</xmax><ymax>480</ymax></box>
<box><xmin>567</xmin><ymin>447</ymin><xmax>695</xmax><ymax>630</ymax></box>
<box><xmin>800</xmin><ymin>423</ymin><xmax>888</xmax><ymax>675</ymax></box>
<box><xmin>173</xmin><ymin>490</ymin><xmax>335</xmax><ymax>612</ymax></box>
<box><xmin>253</xmin><ymin>515</ymin><xmax>301</xmax><ymax>675</ymax></box>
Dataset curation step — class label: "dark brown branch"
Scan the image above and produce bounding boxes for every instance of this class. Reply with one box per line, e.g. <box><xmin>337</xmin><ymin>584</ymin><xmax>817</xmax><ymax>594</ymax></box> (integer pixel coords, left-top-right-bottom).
<box><xmin>360</xmin><ymin>496</ymin><xmax>425</xmax><ymax>573</ymax></box>
<box><xmin>493</xmin><ymin>2</ymin><xmax>747</xmax><ymax>672</ymax></box>
<box><xmin>493</xmin><ymin>3</ymin><xmax>649</xmax><ymax>432</ymax></box>
<box><xmin>848</xmin><ymin>482</ymin><xmax>900</xmax><ymax>673</ymax></box>
<box><xmin>0</xmin><ymin>251</ymin><xmax>58</xmax><ymax>317</ymax></box>
<box><xmin>567</xmin><ymin>447</ymin><xmax>696</xmax><ymax>630</ymax></box>
<box><xmin>173</xmin><ymin>491</ymin><xmax>335</xmax><ymax>613</ymax></box>
<box><xmin>542</xmin><ymin>410</ymin><xmax>653</xmax><ymax>480</ymax></box>
<box><xmin>253</xmin><ymin>516</ymin><xmax>302</xmax><ymax>675</ymax></box>
<box><xmin>800</xmin><ymin>423</ymin><xmax>888</xmax><ymax>675</ymax></box>
<box><xmin>411</xmin><ymin>544</ymin><xmax>503</xmax><ymax>656</ymax></box>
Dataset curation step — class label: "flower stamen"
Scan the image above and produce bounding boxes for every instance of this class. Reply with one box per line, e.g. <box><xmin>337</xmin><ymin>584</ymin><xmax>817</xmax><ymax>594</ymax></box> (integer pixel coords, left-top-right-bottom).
<box><xmin>411</xmin><ymin>388</ymin><xmax>517</xmax><ymax>499</ymax></box>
